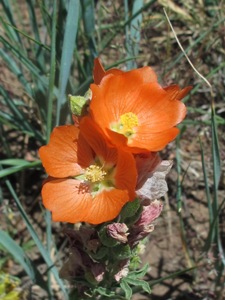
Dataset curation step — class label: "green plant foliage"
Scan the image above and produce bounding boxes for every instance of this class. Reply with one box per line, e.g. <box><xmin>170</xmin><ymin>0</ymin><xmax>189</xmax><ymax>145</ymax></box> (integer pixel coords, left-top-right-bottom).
<box><xmin>0</xmin><ymin>0</ymin><xmax>224</xmax><ymax>298</ymax></box>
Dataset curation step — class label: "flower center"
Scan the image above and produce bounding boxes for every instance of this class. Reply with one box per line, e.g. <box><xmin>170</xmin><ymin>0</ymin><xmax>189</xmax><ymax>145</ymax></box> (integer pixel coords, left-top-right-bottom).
<box><xmin>84</xmin><ymin>164</ymin><xmax>107</xmax><ymax>183</ymax></box>
<box><xmin>111</xmin><ymin>112</ymin><xmax>139</xmax><ymax>137</ymax></box>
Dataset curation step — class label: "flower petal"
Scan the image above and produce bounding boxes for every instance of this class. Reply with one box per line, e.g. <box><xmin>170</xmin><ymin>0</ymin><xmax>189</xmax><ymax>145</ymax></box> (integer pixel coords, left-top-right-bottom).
<box><xmin>79</xmin><ymin>116</ymin><xmax>118</xmax><ymax>165</ymax></box>
<box><xmin>39</xmin><ymin>125</ymin><xmax>83</xmax><ymax>178</ymax></box>
<box><xmin>42</xmin><ymin>178</ymin><xmax>92</xmax><ymax>223</ymax></box>
<box><xmin>90</xmin><ymin>71</ymin><xmax>188</xmax><ymax>152</ymax></box>
<box><xmin>163</xmin><ymin>85</ymin><xmax>192</xmax><ymax>100</ymax></box>
<box><xmin>128</xmin><ymin>127</ymin><xmax>180</xmax><ymax>152</ymax></box>
<box><xmin>42</xmin><ymin>178</ymin><xmax>133</xmax><ymax>224</ymax></box>
<box><xmin>86</xmin><ymin>189</ymin><xmax>131</xmax><ymax>224</ymax></box>
<box><xmin>93</xmin><ymin>58</ymin><xmax>106</xmax><ymax>85</ymax></box>
<box><xmin>114</xmin><ymin>149</ymin><xmax>137</xmax><ymax>200</ymax></box>
<box><xmin>93</xmin><ymin>58</ymin><xmax>157</xmax><ymax>85</ymax></box>
<box><xmin>93</xmin><ymin>58</ymin><xmax>123</xmax><ymax>84</ymax></box>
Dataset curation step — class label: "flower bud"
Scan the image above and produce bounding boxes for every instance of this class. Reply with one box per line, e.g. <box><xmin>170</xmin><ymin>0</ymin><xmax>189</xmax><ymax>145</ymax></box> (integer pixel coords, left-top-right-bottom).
<box><xmin>114</xmin><ymin>259</ymin><xmax>130</xmax><ymax>282</ymax></box>
<box><xmin>69</xmin><ymin>89</ymin><xmax>92</xmax><ymax>118</ymax></box>
<box><xmin>135</xmin><ymin>199</ymin><xmax>163</xmax><ymax>227</ymax></box>
<box><xmin>107</xmin><ymin>223</ymin><xmax>129</xmax><ymax>244</ymax></box>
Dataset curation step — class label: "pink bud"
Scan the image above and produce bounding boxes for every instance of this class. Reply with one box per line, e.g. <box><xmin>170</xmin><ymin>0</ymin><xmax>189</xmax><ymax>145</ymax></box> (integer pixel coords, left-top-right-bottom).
<box><xmin>107</xmin><ymin>223</ymin><xmax>129</xmax><ymax>243</ymax></box>
<box><xmin>114</xmin><ymin>259</ymin><xmax>130</xmax><ymax>282</ymax></box>
<box><xmin>135</xmin><ymin>200</ymin><xmax>163</xmax><ymax>227</ymax></box>
<box><xmin>91</xmin><ymin>263</ymin><xmax>105</xmax><ymax>282</ymax></box>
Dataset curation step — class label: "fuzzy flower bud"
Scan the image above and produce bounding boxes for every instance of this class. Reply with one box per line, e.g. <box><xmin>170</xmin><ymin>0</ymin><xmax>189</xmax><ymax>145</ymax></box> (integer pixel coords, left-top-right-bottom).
<box><xmin>135</xmin><ymin>199</ymin><xmax>163</xmax><ymax>227</ymax></box>
<box><xmin>107</xmin><ymin>223</ymin><xmax>129</xmax><ymax>243</ymax></box>
<box><xmin>91</xmin><ymin>263</ymin><xmax>105</xmax><ymax>282</ymax></box>
<box><xmin>114</xmin><ymin>259</ymin><xmax>130</xmax><ymax>282</ymax></box>
<box><xmin>69</xmin><ymin>89</ymin><xmax>92</xmax><ymax>122</ymax></box>
<box><xmin>128</xmin><ymin>200</ymin><xmax>163</xmax><ymax>246</ymax></box>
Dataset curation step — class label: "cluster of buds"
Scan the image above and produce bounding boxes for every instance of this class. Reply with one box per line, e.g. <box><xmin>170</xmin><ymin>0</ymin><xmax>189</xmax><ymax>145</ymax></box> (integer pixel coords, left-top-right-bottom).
<box><xmin>59</xmin><ymin>160</ymin><xmax>171</xmax><ymax>295</ymax></box>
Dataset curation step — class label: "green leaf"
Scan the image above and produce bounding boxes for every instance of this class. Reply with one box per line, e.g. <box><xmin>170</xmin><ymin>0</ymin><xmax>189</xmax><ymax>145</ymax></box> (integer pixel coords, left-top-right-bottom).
<box><xmin>46</xmin><ymin>0</ymin><xmax>57</xmax><ymax>139</ymax></box>
<box><xmin>1</xmin><ymin>0</ymin><xmax>22</xmax><ymax>44</ymax></box>
<box><xmin>89</xmin><ymin>247</ymin><xmax>108</xmax><ymax>260</ymax></box>
<box><xmin>120</xmin><ymin>279</ymin><xmax>132</xmax><ymax>300</ymax></box>
<box><xmin>0</xmin><ymin>47</ymin><xmax>32</xmax><ymax>95</ymax></box>
<box><xmin>128</xmin><ymin>263</ymin><xmax>149</xmax><ymax>279</ymax></box>
<box><xmin>125</xmin><ymin>0</ymin><xmax>143</xmax><ymax>69</ymax></box>
<box><xmin>0</xmin><ymin>37</ymin><xmax>48</xmax><ymax>90</ymax></box>
<box><xmin>0</xmin><ymin>160</ymin><xmax>41</xmax><ymax>178</ymax></box>
<box><xmin>199</xmin><ymin>137</ymin><xmax>212</xmax><ymax>223</ymax></box>
<box><xmin>120</xmin><ymin>198</ymin><xmax>141</xmax><ymax>222</ymax></box>
<box><xmin>125</xmin><ymin>278</ymin><xmax>151</xmax><ymax>294</ymax></box>
<box><xmin>94</xmin><ymin>286</ymin><xmax>116</xmax><ymax>297</ymax></box>
<box><xmin>0</xmin><ymin>230</ymin><xmax>48</xmax><ymax>292</ymax></box>
<box><xmin>0</xmin><ymin>87</ymin><xmax>44</xmax><ymax>142</ymax></box>
<box><xmin>111</xmin><ymin>244</ymin><xmax>131</xmax><ymax>260</ymax></box>
<box><xmin>81</xmin><ymin>0</ymin><xmax>97</xmax><ymax>75</ymax></box>
<box><xmin>3</xmin><ymin>177</ymin><xmax>69</xmax><ymax>299</ymax></box>
<box><xmin>57</xmin><ymin>0</ymin><xmax>80</xmax><ymax>125</ymax></box>
<box><xmin>98</xmin><ymin>227</ymin><xmax>118</xmax><ymax>247</ymax></box>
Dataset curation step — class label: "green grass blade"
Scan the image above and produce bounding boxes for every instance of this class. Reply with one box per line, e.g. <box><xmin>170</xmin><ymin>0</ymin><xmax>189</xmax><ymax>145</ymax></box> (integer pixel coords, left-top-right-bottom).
<box><xmin>26</xmin><ymin>0</ymin><xmax>46</xmax><ymax>70</ymax></box>
<box><xmin>0</xmin><ymin>36</ymin><xmax>48</xmax><ymax>92</ymax></box>
<box><xmin>0</xmin><ymin>159</ymin><xmax>37</xmax><ymax>166</ymax></box>
<box><xmin>46</xmin><ymin>0</ymin><xmax>57</xmax><ymax>140</ymax></box>
<box><xmin>0</xmin><ymin>47</ymin><xmax>32</xmax><ymax>95</ymax></box>
<box><xmin>199</xmin><ymin>137</ymin><xmax>213</xmax><ymax>223</ymax></box>
<box><xmin>2</xmin><ymin>176</ymin><xmax>68</xmax><ymax>299</ymax></box>
<box><xmin>1</xmin><ymin>19</ymin><xmax>50</xmax><ymax>51</ymax></box>
<box><xmin>149</xmin><ymin>266</ymin><xmax>197</xmax><ymax>287</ymax></box>
<box><xmin>1</xmin><ymin>0</ymin><xmax>22</xmax><ymax>44</ymax></box>
<box><xmin>57</xmin><ymin>0</ymin><xmax>80</xmax><ymax>125</ymax></box>
<box><xmin>211</xmin><ymin>102</ymin><xmax>221</xmax><ymax>192</ymax></box>
<box><xmin>0</xmin><ymin>230</ymin><xmax>48</xmax><ymax>293</ymax></box>
<box><xmin>0</xmin><ymin>87</ymin><xmax>44</xmax><ymax>142</ymax></box>
<box><xmin>99</xmin><ymin>0</ymin><xmax>156</xmax><ymax>52</ymax></box>
<box><xmin>81</xmin><ymin>0</ymin><xmax>97</xmax><ymax>75</ymax></box>
<box><xmin>211</xmin><ymin>98</ymin><xmax>224</xmax><ymax>271</ymax></box>
<box><xmin>203</xmin><ymin>199</ymin><xmax>225</xmax><ymax>253</ymax></box>
<box><xmin>45</xmin><ymin>2</ymin><xmax>58</xmax><ymax>297</ymax></box>
<box><xmin>0</xmin><ymin>110</ymin><xmax>37</xmax><ymax>137</ymax></box>
<box><xmin>175</xmin><ymin>132</ymin><xmax>194</xmax><ymax>268</ymax></box>
<box><xmin>0</xmin><ymin>160</ymin><xmax>41</xmax><ymax>178</ymax></box>
<box><xmin>211</xmin><ymin>98</ymin><xmax>220</xmax><ymax>244</ymax></box>
<box><xmin>125</xmin><ymin>0</ymin><xmax>143</xmax><ymax>69</ymax></box>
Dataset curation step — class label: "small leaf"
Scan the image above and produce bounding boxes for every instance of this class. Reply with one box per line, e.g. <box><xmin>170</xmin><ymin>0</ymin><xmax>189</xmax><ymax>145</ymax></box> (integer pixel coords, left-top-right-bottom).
<box><xmin>89</xmin><ymin>247</ymin><xmax>108</xmax><ymax>260</ymax></box>
<box><xmin>120</xmin><ymin>279</ymin><xmax>132</xmax><ymax>300</ymax></box>
<box><xmin>0</xmin><ymin>230</ymin><xmax>48</xmax><ymax>292</ymax></box>
<box><xmin>120</xmin><ymin>198</ymin><xmax>140</xmax><ymax>221</ymax></box>
<box><xmin>128</xmin><ymin>263</ymin><xmax>149</xmax><ymax>279</ymax></box>
<box><xmin>125</xmin><ymin>278</ymin><xmax>151</xmax><ymax>294</ymax></box>
<box><xmin>111</xmin><ymin>244</ymin><xmax>131</xmax><ymax>260</ymax></box>
<box><xmin>94</xmin><ymin>286</ymin><xmax>115</xmax><ymax>297</ymax></box>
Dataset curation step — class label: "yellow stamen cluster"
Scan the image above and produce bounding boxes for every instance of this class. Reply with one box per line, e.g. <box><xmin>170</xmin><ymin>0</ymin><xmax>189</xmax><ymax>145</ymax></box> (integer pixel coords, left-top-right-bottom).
<box><xmin>118</xmin><ymin>112</ymin><xmax>139</xmax><ymax>137</ymax></box>
<box><xmin>84</xmin><ymin>165</ymin><xmax>106</xmax><ymax>183</ymax></box>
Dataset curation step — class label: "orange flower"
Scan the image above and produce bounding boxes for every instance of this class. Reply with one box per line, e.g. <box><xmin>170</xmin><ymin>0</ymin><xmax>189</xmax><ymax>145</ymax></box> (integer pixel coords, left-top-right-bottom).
<box><xmin>90</xmin><ymin>59</ymin><xmax>191</xmax><ymax>153</ymax></box>
<box><xmin>39</xmin><ymin>117</ymin><xmax>137</xmax><ymax>224</ymax></box>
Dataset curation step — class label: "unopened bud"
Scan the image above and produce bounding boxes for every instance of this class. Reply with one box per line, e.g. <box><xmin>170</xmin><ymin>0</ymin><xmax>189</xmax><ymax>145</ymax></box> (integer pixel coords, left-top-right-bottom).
<box><xmin>107</xmin><ymin>223</ymin><xmax>129</xmax><ymax>244</ymax></box>
<box><xmin>69</xmin><ymin>89</ymin><xmax>92</xmax><ymax>117</ymax></box>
